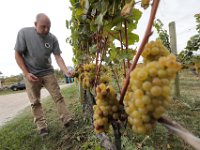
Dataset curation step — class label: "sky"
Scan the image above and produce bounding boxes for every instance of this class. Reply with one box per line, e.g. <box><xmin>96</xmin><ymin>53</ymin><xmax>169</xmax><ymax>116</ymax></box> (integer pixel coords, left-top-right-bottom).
<box><xmin>0</xmin><ymin>0</ymin><xmax>200</xmax><ymax>77</ymax></box>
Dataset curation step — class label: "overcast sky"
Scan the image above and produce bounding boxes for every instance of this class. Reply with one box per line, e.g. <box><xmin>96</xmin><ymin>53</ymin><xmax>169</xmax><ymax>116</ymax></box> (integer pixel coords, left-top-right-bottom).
<box><xmin>0</xmin><ymin>0</ymin><xmax>200</xmax><ymax>77</ymax></box>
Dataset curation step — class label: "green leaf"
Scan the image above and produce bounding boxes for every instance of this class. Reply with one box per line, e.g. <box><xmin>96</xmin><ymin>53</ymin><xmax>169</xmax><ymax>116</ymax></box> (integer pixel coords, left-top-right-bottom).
<box><xmin>124</xmin><ymin>32</ymin><xmax>139</xmax><ymax>45</ymax></box>
<box><xmin>127</xmin><ymin>48</ymin><xmax>136</xmax><ymax>60</ymax></box>
<box><xmin>132</xmin><ymin>8</ymin><xmax>142</xmax><ymax>21</ymax></box>
<box><xmin>100</xmin><ymin>0</ymin><xmax>109</xmax><ymax>15</ymax></box>
<box><xmin>76</xmin><ymin>8</ymin><xmax>85</xmax><ymax>16</ymax></box>
<box><xmin>89</xmin><ymin>45</ymin><xmax>97</xmax><ymax>54</ymax></box>
<box><xmin>118</xmin><ymin>49</ymin><xmax>136</xmax><ymax>61</ymax></box>
<box><xmin>66</xmin><ymin>20</ymin><xmax>69</xmax><ymax>29</ymax></box>
<box><xmin>95</xmin><ymin>14</ymin><xmax>104</xmax><ymax>26</ymax></box>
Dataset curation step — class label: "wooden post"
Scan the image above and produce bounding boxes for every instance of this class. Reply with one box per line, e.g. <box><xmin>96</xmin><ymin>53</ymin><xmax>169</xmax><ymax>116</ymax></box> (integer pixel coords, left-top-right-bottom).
<box><xmin>0</xmin><ymin>72</ymin><xmax>2</xmax><ymax>88</ymax></box>
<box><xmin>169</xmin><ymin>21</ymin><xmax>180</xmax><ymax>98</ymax></box>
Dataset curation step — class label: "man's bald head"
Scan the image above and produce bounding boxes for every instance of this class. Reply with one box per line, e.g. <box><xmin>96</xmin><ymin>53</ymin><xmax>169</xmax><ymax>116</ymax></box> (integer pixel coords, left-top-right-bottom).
<box><xmin>35</xmin><ymin>13</ymin><xmax>51</xmax><ymax>36</ymax></box>
<box><xmin>36</xmin><ymin>13</ymin><xmax>50</xmax><ymax>23</ymax></box>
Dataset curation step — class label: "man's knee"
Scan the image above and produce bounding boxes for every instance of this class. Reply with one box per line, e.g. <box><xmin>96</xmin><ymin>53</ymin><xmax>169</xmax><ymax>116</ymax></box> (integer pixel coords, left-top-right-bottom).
<box><xmin>54</xmin><ymin>95</ymin><xmax>65</xmax><ymax>104</ymax></box>
<box><xmin>31</xmin><ymin>100</ymin><xmax>41</xmax><ymax>108</ymax></box>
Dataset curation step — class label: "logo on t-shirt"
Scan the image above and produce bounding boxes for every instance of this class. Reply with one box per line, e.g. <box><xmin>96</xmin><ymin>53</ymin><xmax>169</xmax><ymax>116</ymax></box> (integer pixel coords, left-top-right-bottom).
<box><xmin>45</xmin><ymin>43</ymin><xmax>50</xmax><ymax>49</ymax></box>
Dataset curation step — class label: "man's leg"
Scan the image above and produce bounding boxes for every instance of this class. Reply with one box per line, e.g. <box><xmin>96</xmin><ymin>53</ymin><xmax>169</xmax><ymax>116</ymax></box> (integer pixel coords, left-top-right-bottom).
<box><xmin>24</xmin><ymin>78</ymin><xmax>47</xmax><ymax>131</ymax></box>
<box><xmin>41</xmin><ymin>74</ymin><xmax>70</xmax><ymax>125</ymax></box>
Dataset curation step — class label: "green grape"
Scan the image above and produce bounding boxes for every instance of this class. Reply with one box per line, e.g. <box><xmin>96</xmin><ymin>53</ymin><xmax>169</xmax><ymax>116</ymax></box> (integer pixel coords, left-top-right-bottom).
<box><xmin>142</xmin><ymin>115</ymin><xmax>150</xmax><ymax>123</ymax></box>
<box><xmin>152</xmin><ymin>77</ymin><xmax>162</xmax><ymax>86</ymax></box>
<box><xmin>158</xmin><ymin>69</ymin><xmax>167</xmax><ymax>78</ymax></box>
<box><xmin>112</xmin><ymin>105</ymin><xmax>118</xmax><ymax>113</ymax></box>
<box><xmin>161</xmin><ymin>78</ymin><xmax>170</xmax><ymax>85</ymax></box>
<box><xmin>133</xmin><ymin>118</ymin><xmax>143</xmax><ymax>127</ymax></box>
<box><xmin>135</xmin><ymin>98</ymin><xmax>145</xmax><ymax>108</ymax></box>
<box><xmin>151</xmin><ymin>47</ymin><xmax>159</xmax><ymax>55</ymax></box>
<box><xmin>137</xmin><ymin>69</ymin><xmax>148</xmax><ymax>81</ymax></box>
<box><xmin>93</xmin><ymin>83</ymin><xmax>120</xmax><ymax>134</ymax></box>
<box><xmin>124</xmin><ymin>40</ymin><xmax>181</xmax><ymax>135</ymax></box>
<box><xmin>134</xmin><ymin>89</ymin><xmax>144</xmax><ymax>99</ymax></box>
<box><xmin>141</xmin><ymin>0</ymin><xmax>150</xmax><ymax>9</ymax></box>
<box><xmin>142</xmin><ymin>81</ymin><xmax>152</xmax><ymax>91</ymax></box>
<box><xmin>150</xmin><ymin>86</ymin><xmax>162</xmax><ymax>96</ymax></box>
<box><xmin>131</xmin><ymin>111</ymin><xmax>141</xmax><ymax>118</ymax></box>
<box><xmin>142</xmin><ymin>95</ymin><xmax>151</xmax><ymax>105</ymax></box>
<box><xmin>137</xmin><ymin>126</ymin><xmax>147</xmax><ymax>134</ymax></box>
<box><xmin>162</xmin><ymin>86</ymin><xmax>171</xmax><ymax>97</ymax></box>
<box><xmin>100</xmin><ymin>75</ymin><xmax>110</xmax><ymax>85</ymax></box>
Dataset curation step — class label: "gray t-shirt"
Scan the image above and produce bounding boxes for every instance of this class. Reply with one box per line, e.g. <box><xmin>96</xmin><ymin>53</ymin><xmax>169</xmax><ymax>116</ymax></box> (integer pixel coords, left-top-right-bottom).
<box><xmin>14</xmin><ymin>27</ymin><xmax>61</xmax><ymax>77</ymax></box>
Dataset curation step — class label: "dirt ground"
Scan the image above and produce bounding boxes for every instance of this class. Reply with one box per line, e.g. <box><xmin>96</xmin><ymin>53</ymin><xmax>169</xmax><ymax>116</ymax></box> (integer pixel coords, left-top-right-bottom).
<box><xmin>0</xmin><ymin>84</ymin><xmax>67</xmax><ymax>126</ymax></box>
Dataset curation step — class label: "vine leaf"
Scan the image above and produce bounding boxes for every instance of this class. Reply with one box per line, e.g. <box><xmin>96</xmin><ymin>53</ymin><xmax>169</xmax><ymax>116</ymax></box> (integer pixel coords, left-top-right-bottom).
<box><xmin>124</xmin><ymin>32</ymin><xmax>139</xmax><ymax>45</ymax></box>
<box><xmin>95</xmin><ymin>13</ymin><xmax>104</xmax><ymax>26</ymax></box>
<box><xmin>132</xmin><ymin>8</ymin><xmax>142</xmax><ymax>21</ymax></box>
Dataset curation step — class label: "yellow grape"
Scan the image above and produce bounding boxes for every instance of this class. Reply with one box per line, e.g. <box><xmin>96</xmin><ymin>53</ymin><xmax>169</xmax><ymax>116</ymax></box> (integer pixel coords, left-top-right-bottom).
<box><xmin>142</xmin><ymin>81</ymin><xmax>152</xmax><ymax>91</ymax></box>
<box><xmin>141</xmin><ymin>0</ymin><xmax>150</xmax><ymax>9</ymax></box>
<box><xmin>134</xmin><ymin>89</ymin><xmax>144</xmax><ymax>99</ymax></box>
<box><xmin>150</xmin><ymin>86</ymin><xmax>162</xmax><ymax>96</ymax></box>
<box><xmin>124</xmin><ymin>40</ymin><xmax>181</xmax><ymax>135</ymax></box>
<box><xmin>93</xmin><ymin>83</ymin><xmax>120</xmax><ymax>134</ymax></box>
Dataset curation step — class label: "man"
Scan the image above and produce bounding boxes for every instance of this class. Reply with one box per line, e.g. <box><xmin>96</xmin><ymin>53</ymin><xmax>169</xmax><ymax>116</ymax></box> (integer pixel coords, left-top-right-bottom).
<box><xmin>14</xmin><ymin>13</ymin><xmax>72</xmax><ymax>137</ymax></box>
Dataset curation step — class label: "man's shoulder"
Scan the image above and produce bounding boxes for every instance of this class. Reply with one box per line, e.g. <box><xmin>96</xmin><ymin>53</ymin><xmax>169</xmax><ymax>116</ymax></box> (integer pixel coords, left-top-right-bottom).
<box><xmin>48</xmin><ymin>32</ymin><xmax>57</xmax><ymax>39</ymax></box>
<box><xmin>19</xmin><ymin>27</ymin><xmax>35</xmax><ymax>33</ymax></box>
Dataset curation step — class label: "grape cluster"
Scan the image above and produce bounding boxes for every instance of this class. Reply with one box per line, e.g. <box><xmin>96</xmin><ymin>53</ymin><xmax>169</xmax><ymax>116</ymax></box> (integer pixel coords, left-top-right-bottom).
<box><xmin>141</xmin><ymin>0</ymin><xmax>150</xmax><ymax>9</ymax></box>
<box><xmin>81</xmin><ymin>64</ymin><xmax>96</xmax><ymax>89</ymax></box>
<box><xmin>142</xmin><ymin>40</ymin><xmax>170</xmax><ymax>63</ymax></box>
<box><xmin>79</xmin><ymin>64</ymin><xmax>110</xmax><ymax>89</ymax></box>
<box><xmin>93</xmin><ymin>83</ymin><xmax>120</xmax><ymax>134</ymax></box>
<box><xmin>99</xmin><ymin>75</ymin><xmax>110</xmax><ymax>85</ymax></box>
<box><xmin>124</xmin><ymin>40</ymin><xmax>181</xmax><ymax>134</ymax></box>
<box><xmin>72</xmin><ymin>65</ymin><xmax>84</xmax><ymax>78</ymax></box>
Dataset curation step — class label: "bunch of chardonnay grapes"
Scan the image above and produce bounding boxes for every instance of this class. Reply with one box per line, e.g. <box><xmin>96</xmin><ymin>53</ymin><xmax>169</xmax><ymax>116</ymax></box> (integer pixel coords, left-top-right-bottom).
<box><xmin>141</xmin><ymin>40</ymin><xmax>170</xmax><ymax>63</ymax></box>
<box><xmin>81</xmin><ymin>64</ymin><xmax>110</xmax><ymax>89</ymax></box>
<box><xmin>81</xmin><ymin>63</ymin><xmax>96</xmax><ymax>89</ymax></box>
<box><xmin>99</xmin><ymin>75</ymin><xmax>110</xmax><ymax>85</ymax></box>
<box><xmin>141</xmin><ymin>0</ymin><xmax>150</xmax><ymax>9</ymax></box>
<box><xmin>73</xmin><ymin>65</ymin><xmax>84</xmax><ymax>78</ymax></box>
<box><xmin>124</xmin><ymin>40</ymin><xmax>181</xmax><ymax>134</ymax></box>
<box><xmin>93</xmin><ymin>83</ymin><xmax>119</xmax><ymax>134</ymax></box>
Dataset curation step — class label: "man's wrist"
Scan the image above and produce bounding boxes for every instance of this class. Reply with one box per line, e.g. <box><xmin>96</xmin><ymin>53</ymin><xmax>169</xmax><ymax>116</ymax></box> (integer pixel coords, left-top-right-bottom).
<box><xmin>23</xmin><ymin>72</ymin><xmax>29</xmax><ymax>77</ymax></box>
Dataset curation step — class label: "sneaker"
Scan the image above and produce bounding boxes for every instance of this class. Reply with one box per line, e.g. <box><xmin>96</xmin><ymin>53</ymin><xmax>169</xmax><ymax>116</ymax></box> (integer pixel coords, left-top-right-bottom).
<box><xmin>39</xmin><ymin>128</ymin><xmax>48</xmax><ymax>137</ymax></box>
<box><xmin>64</xmin><ymin>118</ymin><xmax>73</xmax><ymax>128</ymax></box>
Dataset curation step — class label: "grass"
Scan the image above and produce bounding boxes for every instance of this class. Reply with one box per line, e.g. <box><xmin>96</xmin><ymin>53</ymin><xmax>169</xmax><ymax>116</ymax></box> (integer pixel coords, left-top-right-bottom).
<box><xmin>0</xmin><ymin>84</ymin><xmax>100</xmax><ymax>150</ymax></box>
<box><xmin>0</xmin><ymin>70</ymin><xmax>200</xmax><ymax>150</ymax></box>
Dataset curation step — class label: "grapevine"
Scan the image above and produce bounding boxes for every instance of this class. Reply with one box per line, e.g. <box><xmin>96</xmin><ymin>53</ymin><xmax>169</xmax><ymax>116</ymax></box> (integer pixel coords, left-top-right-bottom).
<box><xmin>68</xmin><ymin>0</ymin><xmax>200</xmax><ymax>149</ymax></box>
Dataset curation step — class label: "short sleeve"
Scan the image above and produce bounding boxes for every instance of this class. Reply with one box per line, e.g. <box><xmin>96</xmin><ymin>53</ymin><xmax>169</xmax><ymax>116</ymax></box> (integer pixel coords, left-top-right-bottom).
<box><xmin>14</xmin><ymin>29</ymin><xmax>27</xmax><ymax>53</ymax></box>
<box><xmin>52</xmin><ymin>36</ymin><xmax>62</xmax><ymax>55</ymax></box>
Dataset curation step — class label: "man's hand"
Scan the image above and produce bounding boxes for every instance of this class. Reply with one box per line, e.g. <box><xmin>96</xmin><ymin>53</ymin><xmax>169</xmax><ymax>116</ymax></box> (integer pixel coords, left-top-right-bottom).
<box><xmin>25</xmin><ymin>73</ymin><xmax>39</xmax><ymax>82</ymax></box>
<box><xmin>64</xmin><ymin>70</ymin><xmax>73</xmax><ymax>77</ymax></box>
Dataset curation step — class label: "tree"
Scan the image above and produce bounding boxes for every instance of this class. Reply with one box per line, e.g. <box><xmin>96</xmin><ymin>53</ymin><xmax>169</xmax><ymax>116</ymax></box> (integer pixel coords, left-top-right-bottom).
<box><xmin>185</xmin><ymin>13</ymin><xmax>200</xmax><ymax>53</ymax></box>
<box><xmin>179</xmin><ymin>13</ymin><xmax>200</xmax><ymax>60</ymax></box>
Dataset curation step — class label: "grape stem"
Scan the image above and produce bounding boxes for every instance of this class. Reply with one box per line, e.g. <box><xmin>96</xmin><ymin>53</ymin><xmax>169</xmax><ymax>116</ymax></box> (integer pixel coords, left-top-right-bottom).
<box><xmin>119</xmin><ymin>29</ymin><xmax>127</xmax><ymax>78</ymax></box>
<box><xmin>119</xmin><ymin>0</ymin><xmax>160</xmax><ymax>104</ymax></box>
<box><xmin>110</xmin><ymin>63</ymin><xmax>121</xmax><ymax>94</ymax></box>
<box><xmin>94</xmin><ymin>33</ymin><xmax>108</xmax><ymax>89</ymax></box>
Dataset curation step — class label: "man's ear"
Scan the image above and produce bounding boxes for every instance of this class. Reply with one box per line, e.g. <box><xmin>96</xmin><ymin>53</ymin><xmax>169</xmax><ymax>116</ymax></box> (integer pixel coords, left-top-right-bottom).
<box><xmin>34</xmin><ymin>21</ymin><xmax>37</xmax><ymax>27</ymax></box>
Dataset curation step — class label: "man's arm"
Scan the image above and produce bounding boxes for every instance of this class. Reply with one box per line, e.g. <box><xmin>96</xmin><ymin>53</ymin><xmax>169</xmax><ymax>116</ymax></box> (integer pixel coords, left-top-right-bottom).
<box><xmin>54</xmin><ymin>54</ymin><xmax>71</xmax><ymax>77</ymax></box>
<box><xmin>15</xmin><ymin>51</ymin><xmax>38</xmax><ymax>81</ymax></box>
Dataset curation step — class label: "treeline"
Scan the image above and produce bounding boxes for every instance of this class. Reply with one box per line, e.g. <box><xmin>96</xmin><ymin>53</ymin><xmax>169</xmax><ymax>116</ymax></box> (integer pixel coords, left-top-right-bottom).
<box><xmin>0</xmin><ymin>69</ymin><xmax>64</xmax><ymax>86</ymax></box>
